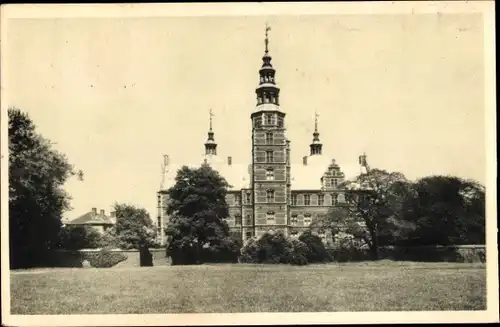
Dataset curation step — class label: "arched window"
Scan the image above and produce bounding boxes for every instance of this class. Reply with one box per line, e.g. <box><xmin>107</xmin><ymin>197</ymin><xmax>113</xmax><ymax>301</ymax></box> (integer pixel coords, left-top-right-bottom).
<box><xmin>266</xmin><ymin>189</ymin><xmax>275</xmax><ymax>202</ymax></box>
<box><xmin>266</xmin><ymin>167</ymin><xmax>274</xmax><ymax>180</ymax></box>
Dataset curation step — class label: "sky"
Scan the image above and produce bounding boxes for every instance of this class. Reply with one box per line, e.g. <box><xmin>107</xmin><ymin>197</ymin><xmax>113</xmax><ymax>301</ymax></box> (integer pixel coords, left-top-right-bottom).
<box><xmin>4</xmin><ymin>13</ymin><xmax>486</xmax><ymax>221</ymax></box>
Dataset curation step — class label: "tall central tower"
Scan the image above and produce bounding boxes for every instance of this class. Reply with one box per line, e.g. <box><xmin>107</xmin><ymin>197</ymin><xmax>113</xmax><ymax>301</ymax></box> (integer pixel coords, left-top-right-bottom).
<box><xmin>251</xmin><ymin>25</ymin><xmax>289</xmax><ymax>237</ymax></box>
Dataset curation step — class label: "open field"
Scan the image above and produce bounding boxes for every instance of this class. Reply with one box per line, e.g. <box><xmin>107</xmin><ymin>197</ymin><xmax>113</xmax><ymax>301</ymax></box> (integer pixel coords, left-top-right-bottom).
<box><xmin>10</xmin><ymin>261</ymin><xmax>486</xmax><ymax>314</ymax></box>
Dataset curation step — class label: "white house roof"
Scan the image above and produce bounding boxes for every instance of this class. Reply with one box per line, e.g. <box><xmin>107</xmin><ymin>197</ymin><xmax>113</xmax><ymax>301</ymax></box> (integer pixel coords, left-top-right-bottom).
<box><xmin>161</xmin><ymin>154</ymin><xmax>363</xmax><ymax>192</ymax></box>
<box><xmin>290</xmin><ymin>154</ymin><xmax>363</xmax><ymax>190</ymax></box>
<box><xmin>161</xmin><ymin>154</ymin><xmax>251</xmax><ymax>192</ymax></box>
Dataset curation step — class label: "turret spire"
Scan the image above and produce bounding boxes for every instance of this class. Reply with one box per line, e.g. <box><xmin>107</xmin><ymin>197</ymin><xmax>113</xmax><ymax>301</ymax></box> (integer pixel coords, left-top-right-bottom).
<box><xmin>310</xmin><ymin>111</ymin><xmax>323</xmax><ymax>155</ymax></box>
<box><xmin>255</xmin><ymin>24</ymin><xmax>281</xmax><ymax>109</ymax></box>
<box><xmin>205</xmin><ymin>109</ymin><xmax>217</xmax><ymax>155</ymax></box>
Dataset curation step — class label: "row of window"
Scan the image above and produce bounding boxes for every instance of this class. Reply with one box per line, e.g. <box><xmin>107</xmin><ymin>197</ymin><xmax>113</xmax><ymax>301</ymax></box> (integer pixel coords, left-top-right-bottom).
<box><xmin>291</xmin><ymin>194</ymin><xmax>340</xmax><ymax>206</ymax></box>
<box><xmin>231</xmin><ymin>192</ymin><xmax>342</xmax><ymax>205</ymax></box>
<box><xmin>253</xmin><ymin>114</ymin><xmax>284</xmax><ymax>128</ymax></box>
<box><xmin>260</xmin><ymin>74</ymin><xmax>275</xmax><ymax>84</ymax></box>
<box><xmin>230</xmin><ymin>212</ymin><xmax>318</xmax><ymax>226</ymax></box>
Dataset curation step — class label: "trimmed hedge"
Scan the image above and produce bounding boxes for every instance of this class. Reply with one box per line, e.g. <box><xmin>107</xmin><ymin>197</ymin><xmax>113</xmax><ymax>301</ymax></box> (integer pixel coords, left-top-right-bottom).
<box><xmin>239</xmin><ymin>231</ymin><xmax>311</xmax><ymax>265</ymax></box>
<box><xmin>326</xmin><ymin>245</ymin><xmax>486</xmax><ymax>263</ymax></box>
<box><xmin>83</xmin><ymin>249</ymin><xmax>127</xmax><ymax>268</ymax></box>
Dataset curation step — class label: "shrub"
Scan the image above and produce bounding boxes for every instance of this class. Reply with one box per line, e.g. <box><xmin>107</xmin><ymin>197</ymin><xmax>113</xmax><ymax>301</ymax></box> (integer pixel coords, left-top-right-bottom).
<box><xmin>326</xmin><ymin>232</ymin><xmax>371</xmax><ymax>262</ymax></box>
<box><xmin>58</xmin><ymin>226</ymin><xmax>103</xmax><ymax>250</ymax></box>
<box><xmin>239</xmin><ymin>231</ymin><xmax>310</xmax><ymax>265</ymax></box>
<box><xmin>299</xmin><ymin>231</ymin><xmax>332</xmax><ymax>263</ymax></box>
<box><xmin>84</xmin><ymin>248</ymin><xmax>127</xmax><ymax>268</ymax></box>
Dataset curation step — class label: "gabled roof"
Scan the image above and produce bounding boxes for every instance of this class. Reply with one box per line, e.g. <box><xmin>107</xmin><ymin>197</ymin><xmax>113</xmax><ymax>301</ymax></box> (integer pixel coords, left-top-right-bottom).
<box><xmin>67</xmin><ymin>211</ymin><xmax>115</xmax><ymax>225</ymax></box>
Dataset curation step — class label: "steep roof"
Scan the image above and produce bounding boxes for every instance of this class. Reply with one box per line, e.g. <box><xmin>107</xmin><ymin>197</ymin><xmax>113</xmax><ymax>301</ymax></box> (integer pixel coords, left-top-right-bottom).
<box><xmin>67</xmin><ymin>210</ymin><xmax>115</xmax><ymax>226</ymax></box>
<box><xmin>161</xmin><ymin>155</ymin><xmax>251</xmax><ymax>192</ymax></box>
<box><xmin>291</xmin><ymin>154</ymin><xmax>361</xmax><ymax>190</ymax></box>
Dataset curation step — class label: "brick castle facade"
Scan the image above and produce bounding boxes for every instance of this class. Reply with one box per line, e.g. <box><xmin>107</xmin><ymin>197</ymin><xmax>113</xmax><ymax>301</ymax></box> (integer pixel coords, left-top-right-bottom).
<box><xmin>156</xmin><ymin>28</ymin><xmax>367</xmax><ymax>245</ymax></box>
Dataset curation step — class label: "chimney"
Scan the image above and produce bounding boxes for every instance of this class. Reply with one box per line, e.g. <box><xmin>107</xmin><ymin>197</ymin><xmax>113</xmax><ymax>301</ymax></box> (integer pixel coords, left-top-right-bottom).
<box><xmin>228</xmin><ymin>156</ymin><xmax>232</xmax><ymax>166</ymax></box>
<box><xmin>92</xmin><ymin>207</ymin><xmax>97</xmax><ymax>215</ymax></box>
<box><xmin>100</xmin><ymin>209</ymin><xmax>105</xmax><ymax>216</ymax></box>
<box><xmin>302</xmin><ymin>156</ymin><xmax>308</xmax><ymax>166</ymax></box>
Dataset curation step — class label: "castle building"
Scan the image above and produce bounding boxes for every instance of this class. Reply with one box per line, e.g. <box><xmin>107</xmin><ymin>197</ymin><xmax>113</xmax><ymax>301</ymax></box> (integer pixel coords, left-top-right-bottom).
<box><xmin>156</xmin><ymin>27</ymin><xmax>368</xmax><ymax>245</ymax></box>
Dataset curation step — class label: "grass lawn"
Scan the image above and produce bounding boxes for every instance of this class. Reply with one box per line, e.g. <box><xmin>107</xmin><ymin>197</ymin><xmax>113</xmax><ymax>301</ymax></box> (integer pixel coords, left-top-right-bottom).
<box><xmin>10</xmin><ymin>261</ymin><xmax>486</xmax><ymax>314</ymax></box>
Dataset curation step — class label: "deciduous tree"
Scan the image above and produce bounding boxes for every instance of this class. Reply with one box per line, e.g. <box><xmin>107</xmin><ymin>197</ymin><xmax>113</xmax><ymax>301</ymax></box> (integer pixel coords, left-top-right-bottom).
<box><xmin>165</xmin><ymin>165</ymin><xmax>238</xmax><ymax>264</ymax></box>
<box><xmin>8</xmin><ymin>108</ymin><xmax>81</xmax><ymax>268</ymax></box>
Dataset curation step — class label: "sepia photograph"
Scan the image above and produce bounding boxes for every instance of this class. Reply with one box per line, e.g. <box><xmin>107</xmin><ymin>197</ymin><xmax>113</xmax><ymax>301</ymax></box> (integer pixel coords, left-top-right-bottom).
<box><xmin>1</xmin><ymin>2</ymin><xmax>497</xmax><ymax>326</ymax></box>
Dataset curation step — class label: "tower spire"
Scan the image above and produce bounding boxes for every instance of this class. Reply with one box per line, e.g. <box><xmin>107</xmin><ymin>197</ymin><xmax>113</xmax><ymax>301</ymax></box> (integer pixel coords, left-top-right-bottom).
<box><xmin>205</xmin><ymin>109</ymin><xmax>217</xmax><ymax>155</ymax></box>
<box><xmin>255</xmin><ymin>24</ymin><xmax>281</xmax><ymax>109</ymax></box>
<box><xmin>310</xmin><ymin>111</ymin><xmax>323</xmax><ymax>156</ymax></box>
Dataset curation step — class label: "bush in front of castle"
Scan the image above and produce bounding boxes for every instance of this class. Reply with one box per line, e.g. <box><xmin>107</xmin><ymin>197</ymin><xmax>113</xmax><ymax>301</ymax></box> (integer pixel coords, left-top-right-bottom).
<box><xmin>239</xmin><ymin>231</ymin><xmax>309</xmax><ymax>265</ymax></box>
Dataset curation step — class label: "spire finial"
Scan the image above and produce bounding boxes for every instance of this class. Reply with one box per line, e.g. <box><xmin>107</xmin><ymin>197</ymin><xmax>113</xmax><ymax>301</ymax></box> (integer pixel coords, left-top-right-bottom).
<box><xmin>314</xmin><ymin>111</ymin><xmax>319</xmax><ymax>133</ymax></box>
<box><xmin>265</xmin><ymin>23</ymin><xmax>271</xmax><ymax>54</ymax></box>
<box><xmin>209</xmin><ymin>108</ymin><xmax>214</xmax><ymax>131</ymax></box>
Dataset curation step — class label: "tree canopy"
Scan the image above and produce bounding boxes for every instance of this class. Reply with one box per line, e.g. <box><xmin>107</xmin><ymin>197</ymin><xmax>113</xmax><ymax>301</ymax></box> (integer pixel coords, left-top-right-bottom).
<box><xmin>112</xmin><ymin>203</ymin><xmax>157</xmax><ymax>250</ymax></box>
<box><xmin>165</xmin><ymin>165</ymin><xmax>239</xmax><ymax>264</ymax></box>
<box><xmin>401</xmin><ymin>175</ymin><xmax>485</xmax><ymax>245</ymax></box>
<box><xmin>8</xmin><ymin>108</ymin><xmax>80</xmax><ymax>268</ymax></box>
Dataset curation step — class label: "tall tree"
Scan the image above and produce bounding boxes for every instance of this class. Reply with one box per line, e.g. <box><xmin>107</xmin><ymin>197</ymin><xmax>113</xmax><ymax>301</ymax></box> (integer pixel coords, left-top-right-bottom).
<box><xmin>402</xmin><ymin>176</ymin><xmax>485</xmax><ymax>245</ymax></box>
<box><xmin>317</xmin><ymin>169</ymin><xmax>412</xmax><ymax>259</ymax></box>
<box><xmin>112</xmin><ymin>203</ymin><xmax>157</xmax><ymax>250</ymax></box>
<box><xmin>8</xmin><ymin>108</ymin><xmax>80</xmax><ymax>268</ymax></box>
<box><xmin>165</xmin><ymin>164</ymin><xmax>235</xmax><ymax>264</ymax></box>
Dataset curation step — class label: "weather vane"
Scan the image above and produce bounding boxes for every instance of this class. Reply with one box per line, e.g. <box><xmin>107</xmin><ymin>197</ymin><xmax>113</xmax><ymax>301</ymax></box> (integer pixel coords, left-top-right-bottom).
<box><xmin>314</xmin><ymin>111</ymin><xmax>319</xmax><ymax>132</ymax></box>
<box><xmin>265</xmin><ymin>23</ymin><xmax>271</xmax><ymax>53</ymax></box>
<box><xmin>209</xmin><ymin>108</ymin><xmax>214</xmax><ymax>131</ymax></box>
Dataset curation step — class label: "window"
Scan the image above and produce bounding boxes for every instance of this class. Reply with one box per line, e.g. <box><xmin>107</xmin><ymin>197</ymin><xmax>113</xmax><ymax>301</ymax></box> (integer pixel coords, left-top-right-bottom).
<box><xmin>291</xmin><ymin>214</ymin><xmax>298</xmax><ymax>225</ymax></box>
<box><xmin>246</xmin><ymin>214</ymin><xmax>252</xmax><ymax>225</ymax></box>
<box><xmin>265</xmin><ymin>132</ymin><xmax>273</xmax><ymax>144</ymax></box>
<box><xmin>266</xmin><ymin>150</ymin><xmax>274</xmax><ymax>163</ymax></box>
<box><xmin>304</xmin><ymin>194</ymin><xmax>311</xmax><ymax>206</ymax></box>
<box><xmin>246</xmin><ymin>193</ymin><xmax>251</xmax><ymax>204</ymax></box>
<box><xmin>291</xmin><ymin>231</ymin><xmax>298</xmax><ymax>236</ymax></box>
<box><xmin>325</xmin><ymin>179</ymin><xmax>331</xmax><ymax>187</ymax></box>
<box><xmin>277</xmin><ymin>116</ymin><xmax>284</xmax><ymax>128</ymax></box>
<box><xmin>235</xmin><ymin>214</ymin><xmax>242</xmax><ymax>225</ymax></box>
<box><xmin>318</xmin><ymin>194</ymin><xmax>324</xmax><ymax>206</ymax></box>
<box><xmin>235</xmin><ymin>194</ymin><xmax>241</xmax><ymax>205</ymax></box>
<box><xmin>265</xmin><ymin>114</ymin><xmax>273</xmax><ymax>125</ymax></box>
<box><xmin>291</xmin><ymin>194</ymin><xmax>297</xmax><ymax>206</ymax></box>
<box><xmin>266</xmin><ymin>168</ymin><xmax>274</xmax><ymax>180</ymax></box>
<box><xmin>246</xmin><ymin>231</ymin><xmax>252</xmax><ymax>238</ymax></box>
<box><xmin>304</xmin><ymin>213</ymin><xmax>312</xmax><ymax>226</ymax></box>
<box><xmin>331</xmin><ymin>193</ymin><xmax>339</xmax><ymax>205</ymax></box>
<box><xmin>332</xmin><ymin>179</ymin><xmax>338</xmax><ymax>187</ymax></box>
<box><xmin>266</xmin><ymin>211</ymin><xmax>275</xmax><ymax>220</ymax></box>
<box><xmin>266</xmin><ymin>189</ymin><xmax>275</xmax><ymax>202</ymax></box>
